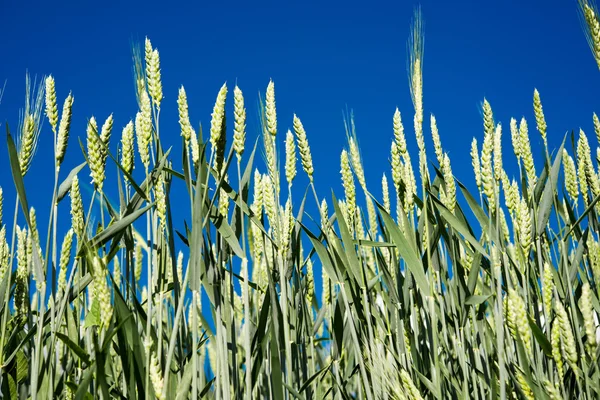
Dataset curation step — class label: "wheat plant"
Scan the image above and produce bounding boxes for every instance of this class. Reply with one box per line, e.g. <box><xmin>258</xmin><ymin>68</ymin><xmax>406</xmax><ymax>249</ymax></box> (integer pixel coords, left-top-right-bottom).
<box><xmin>1</xmin><ymin>4</ymin><xmax>600</xmax><ymax>400</ymax></box>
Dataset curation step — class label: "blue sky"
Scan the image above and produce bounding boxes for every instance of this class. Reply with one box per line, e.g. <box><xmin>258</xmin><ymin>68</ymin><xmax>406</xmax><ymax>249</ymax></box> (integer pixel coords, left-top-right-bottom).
<box><xmin>0</xmin><ymin>0</ymin><xmax>598</xmax><ymax>288</ymax></box>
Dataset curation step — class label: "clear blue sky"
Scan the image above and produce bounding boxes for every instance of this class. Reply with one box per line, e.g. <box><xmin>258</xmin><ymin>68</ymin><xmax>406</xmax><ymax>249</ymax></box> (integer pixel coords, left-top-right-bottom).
<box><xmin>0</xmin><ymin>0</ymin><xmax>598</xmax><ymax>259</ymax></box>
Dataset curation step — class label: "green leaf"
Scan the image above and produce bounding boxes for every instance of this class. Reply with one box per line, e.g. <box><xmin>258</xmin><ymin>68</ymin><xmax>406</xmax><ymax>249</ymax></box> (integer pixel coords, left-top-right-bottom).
<box><xmin>212</xmin><ymin>212</ymin><xmax>244</xmax><ymax>258</ymax></box>
<box><xmin>175</xmin><ymin>361</ymin><xmax>193</xmax><ymax>400</ymax></box>
<box><xmin>375</xmin><ymin>202</ymin><xmax>429</xmax><ymax>294</ymax></box>
<box><xmin>465</xmin><ymin>295</ymin><xmax>492</xmax><ymax>306</ymax></box>
<box><xmin>57</xmin><ymin>162</ymin><xmax>87</xmax><ymax>202</ymax></box>
<box><xmin>84</xmin><ymin>300</ymin><xmax>100</xmax><ymax>328</ymax></box>
<box><xmin>536</xmin><ymin>138</ymin><xmax>565</xmax><ymax>235</ymax></box>
<box><xmin>56</xmin><ymin>333</ymin><xmax>91</xmax><ymax>364</ymax></box>
<box><xmin>88</xmin><ymin>202</ymin><xmax>153</xmax><ymax>248</ymax></box>
<box><xmin>431</xmin><ymin>195</ymin><xmax>489</xmax><ymax>258</ymax></box>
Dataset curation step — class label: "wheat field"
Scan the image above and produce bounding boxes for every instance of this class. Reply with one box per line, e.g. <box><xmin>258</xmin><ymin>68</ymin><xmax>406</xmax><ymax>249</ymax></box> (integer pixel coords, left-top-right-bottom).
<box><xmin>1</xmin><ymin>2</ymin><xmax>600</xmax><ymax>400</ymax></box>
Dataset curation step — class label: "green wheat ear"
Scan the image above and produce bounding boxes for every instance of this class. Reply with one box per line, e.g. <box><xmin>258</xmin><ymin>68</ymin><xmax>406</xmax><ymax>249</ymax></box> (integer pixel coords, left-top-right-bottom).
<box><xmin>580</xmin><ymin>0</ymin><xmax>600</xmax><ymax>69</ymax></box>
<box><xmin>18</xmin><ymin>72</ymin><xmax>45</xmax><ymax>176</ymax></box>
<box><xmin>178</xmin><ymin>86</ymin><xmax>192</xmax><ymax>143</ymax></box>
<box><xmin>56</xmin><ymin>92</ymin><xmax>74</xmax><ymax>165</ymax></box>
<box><xmin>284</xmin><ymin>130</ymin><xmax>297</xmax><ymax>187</ymax></box>
<box><xmin>233</xmin><ymin>85</ymin><xmax>246</xmax><ymax>160</ymax></box>
<box><xmin>44</xmin><ymin>75</ymin><xmax>58</xmax><ymax>133</ymax></box>
<box><xmin>293</xmin><ymin>114</ymin><xmax>314</xmax><ymax>181</ymax></box>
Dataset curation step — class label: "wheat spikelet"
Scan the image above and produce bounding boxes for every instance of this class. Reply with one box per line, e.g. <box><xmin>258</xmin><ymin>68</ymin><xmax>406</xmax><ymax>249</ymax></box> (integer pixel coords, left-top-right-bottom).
<box><xmin>218</xmin><ymin>179</ymin><xmax>230</xmax><ymax>219</ymax></box>
<box><xmin>28</xmin><ymin>208</ymin><xmax>43</xmax><ymax>291</ymax></box>
<box><xmin>293</xmin><ymin>114</ymin><xmax>314</xmax><ymax>181</ymax></box>
<box><xmin>391</xmin><ymin>142</ymin><xmax>403</xmax><ymax>190</ymax></box>
<box><xmin>93</xmin><ymin>258</ymin><xmax>112</xmax><ymax>329</ymax></box>
<box><xmin>394</xmin><ymin>108</ymin><xmax>407</xmax><ymax>154</ymax></box>
<box><xmin>135</xmin><ymin>244</ymin><xmax>143</xmax><ymax>283</ymax></box>
<box><xmin>340</xmin><ymin>150</ymin><xmax>356</xmax><ymax>234</ymax></box>
<box><xmin>262</xmin><ymin>174</ymin><xmax>278</xmax><ymax>241</ymax></box>
<box><xmin>543</xmin><ymin>262</ymin><xmax>554</xmax><ymax>316</ymax></box>
<box><xmin>56</xmin><ymin>92</ymin><xmax>74</xmax><ymax>165</ymax></box>
<box><xmin>86</xmin><ymin>117</ymin><xmax>106</xmax><ymax>191</ymax></box>
<box><xmin>594</xmin><ymin>112</ymin><xmax>600</xmax><ymax>143</ymax></box>
<box><xmin>58</xmin><ymin>229</ymin><xmax>73</xmax><ymax>296</ymax></box>
<box><xmin>551</xmin><ymin>320</ymin><xmax>565</xmax><ymax>379</ymax></box>
<box><xmin>121</xmin><ymin>121</ymin><xmax>135</xmax><ymax>176</ymax></box>
<box><xmin>233</xmin><ymin>86</ymin><xmax>246</xmax><ymax>159</ymax></box>
<box><xmin>515</xmin><ymin>368</ymin><xmax>534</xmax><ymax>400</ymax></box>
<box><xmin>306</xmin><ymin>258</ymin><xmax>314</xmax><ymax>308</ymax></box>
<box><xmin>533</xmin><ymin>89</ymin><xmax>548</xmax><ymax>147</ymax></box>
<box><xmin>320</xmin><ymin>198</ymin><xmax>329</xmax><ymax>231</ymax></box>
<box><xmin>210</xmin><ymin>83</ymin><xmax>228</xmax><ymax>172</ymax></box>
<box><xmin>430</xmin><ymin>114</ymin><xmax>443</xmax><ymax>165</ymax></box>
<box><xmin>176</xmin><ymin>251</ymin><xmax>184</xmax><ymax>289</ymax></box>
<box><xmin>543</xmin><ymin>380</ymin><xmax>561</xmax><ymax>400</ymax></box>
<box><xmin>19</xmin><ymin>115</ymin><xmax>36</xmax><ymax>175</ymax></box>
<box><xmin>588</xmin><ymin>235</ymin><xmax>600</xmax><ymax>281</ymax></box>
<box><xmin>516</xmin><ymin>197</ymin><xmax>532</xmax><ymax>253</ymax></box>
<box><xmin>69</xmin><ymin>176</ymin><xmax>85</xmax><ymax>239</ymax></box>
<box><xmin>400</xmin><ymin>369</ymin><xmax>423</xmax><ymax>400</ymax></box>
<box><xmin>265</xmin><ymin>80</ymin><xmax>277</xmax><ymax>137</ymax></box>
<box><xmin>145</xmin><ymin>38</ymin><xmax>163</xmax><ymax>108</ymax></box>
<box><xmin>509</xmin><ymin>289</ymin><xmax>533</xmax><ymax>357</ymax></box>
<box><xmin>113</xmin><ymin>257</ymin><xmax>121</xmax><ymax>291</ymax></box>
<box><xmin>519</xmin><ymin>118</ymin><xmax>537</xmax><ymax>192</ymax></box>
<box><xmin>177</xmin><ymin>86</ymin><xmax>192</xmax><ymax>143</ymax></box>
<box><xmin>285</xmin><ymin>130</ymin><xmax>297</xmax><ymax>186</ymax></box>
<box><xmin>483</xmin><ymin>99</ymin><xmax>495</xmax><ymax>140</ymax></box>
<box><xmin>155</xmin><ymin>173</ymin><xmax>167</xmax><ymax>232</ymax></box>
<box><xmin>563</xmin><ymin>149</ymin><xmax>579</xmax><ymax>202</ymax></box>
<box><xmin>493</xmin><ymin>123</ymin><xmax>503</xmax><ymax>182</ymax></box>
<box><xmin>349</xmin><ymin>137</ymin><xmax>366</xmax><ymax>189</ymax></box>
<box><xmin>100</xmin><ymin>113</ymin><xmax>113</xmax><ymax>146</ymax></box>
<box><xmin>580</xmin><ymin>0</ymin><xmax>600</xmax><ymax>69</ymax></box>
<box><xmin>44</xmin><ymin>75</ymin><xmax>58</xmax><ymax>133</ymax></box>
<box><xmin>498</xmin><ymin>207</ymin><xmax>510</xmax><ymax>243</ymax></box>
<box><xmin>149</xmin><ymin>349</ymin><xmax>165</xmax><ymax>400</ymax></box>
<box><xmin>322</xmin><ymin>249</ymin><xmax>331</xmax><ymax>311</ymax></box>
<box><xmin>577</xmin><ymin>135</ymin><xmax>591</xmax><ymax>205</ymax></box>
<box><xmin>253</xmin><ymin>170</ymin><xmax>264</xmax><ymax>212</ymax></box>
<box><xmin>15</xmin><ymin>227</ymin><xmax>28</xmax><ymax>315</ymax></box>
<box><xmin>0</xmin><ymin>227</ymin><xmax>7</xmax><ymax>279</ymax></box>
<box><xmin>190</xmin><ymin>127</ymin><xmax>199</xmax><ymax>166</ymax></box>
<box><xmin>441</xmin><ymin>153</ymin><xmax>456</xmax><ymax>213</ymax></box>
<box><xmin>263</xmin><ymin>131</ymin><xmax>277</xmax><ymax>191</ymax></box>
<box><xmin>382</xmin><ymin>174</ymin><xmax>391</xmax><ymax>214</ymax></box>
<box><xmin>18</xmin><ymin>73</ymin><xmax>45</xmax><ymax>176</ymax></box>
<box><xmin>505</xmin><ymin>178</ymin><xmax>518</xmax><ymax>215</ymax></box>
<box><xmin>481</xmin><ymin>117</ymin><xmax>495</xmax><ymax>212</ymax></box>
<box><xmin>555</xmin><ymin>299</ymin><xmax>579</xmax><ymax>374</ymax></box>
<box><xmin>136</xmin><ymin>89</ymin><xmax>153</xmax><ymax>169</ymax></box>
<box><xmin>510</xmin><ymin>117</ymin><xmax>521</xmax><ymax>160</ymax></box>
<box><xmin>579</xmin><ymin>282</ymin><xmax>597</xmax><ymax>355</ymax></box>
<box><xmin>144</xmin><ymin>37</ymin><xmax>153</xmax><ymax>71</ymax></box>
<box><xmin>403</xmin><ymin>159</ymin><xmax>417</xmax><ymax>213</ymax></box>
<box><xmin>471</xmin><ymin>138</ymin><xmax>482</xmax><ymax>190</ymax></box>
<box><xmin>579</xmin><ymin>129</ymin><xmax>600</xmax><ymax>200</ymax></box>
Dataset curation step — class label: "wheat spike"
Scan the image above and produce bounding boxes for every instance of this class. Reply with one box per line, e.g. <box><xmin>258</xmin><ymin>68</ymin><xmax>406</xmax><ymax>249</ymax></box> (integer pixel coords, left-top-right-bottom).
<box><xmin>285</xmin><ymin>130</ymin><xmax>297</xmax><ymax>186</ymax></box>
<box><xmin>233</xmin><ymin>85</ymin><xmax>246</xmax><ymax>159</ymax></box>
<box><xmin>580</xmin><ymin>0</ymin><xmax>600</xmax><ymax>69</ymax></box>
<box><xmin>533</xmin><ymin>89</ymin><xmax>548</xmax><ymax>147</ymax></box>
<box><xmin>293</xmin><ymin>114</ymin><xmax>314</xmax><ymax>181</ymax></box>
<box><xmin>56</xmin><ymin>92</ymin><xmax>74</xmax><ymax>165</ymax></box>
<box><xmin>45</xmin><ymin>75</ymin><xmax>58</xmax><ymax>133</ymax></box>
<box><xmin>177</xmin><ymin>86</ymin><xmax>192</xmax><ymax>143</ymax></box>
<box><xmin>265</xmin><ymin>80</ymin><xmax>277</xmax><ymax>137</ymax></box>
